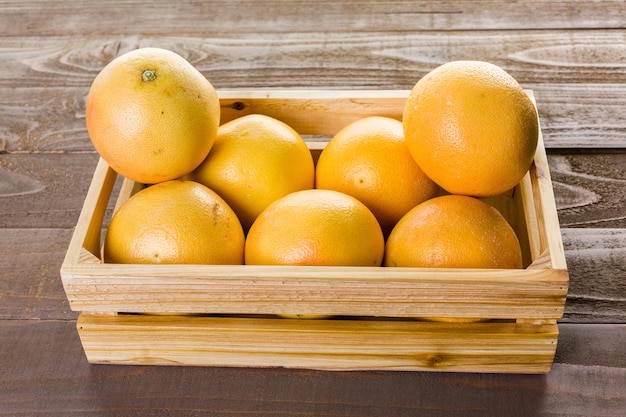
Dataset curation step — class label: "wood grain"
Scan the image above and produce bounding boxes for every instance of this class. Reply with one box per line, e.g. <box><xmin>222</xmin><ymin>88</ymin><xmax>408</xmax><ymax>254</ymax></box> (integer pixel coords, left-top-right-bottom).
<box><xmin>0</xmin><ymin>320</ymin><xmax>624</xmax><ymax>417</ymax></box>
<box><xmin>2</xmin><ymin>0</ymin><xmax>625</xmax><ymax>37</ymax></box>
<box><xmin>3</xmin><ymin>31</ymin><xmax>626</xmax><ymax>88</ymax></box>
<box><xmin>0</xmin><ymin>228</ymin><xmax>77</xmax><ymax>320</ymax></box>
<box><xmin>1</xmin><ymin>152</ymin><xmax>624</xmax><ymax>322</ymax></box>
<box><xmin>1</xmin><ymin>0</ymin><xmax>625</xmax><ymax>412</ymax></box>
<box><xmin>2</xmin><ymin>227</ymin><xmax>624</xmax><ymax>323</ymax></box>
<box><xmin>0</xmin><ymin>153</ymin><xmax>118</xmax><ymax>228</ymax></box>
<box><xmin>550</xmin><ymin>152</ymin><xmax>626</xmax><ymax>228</ymax></box>
<box><xmin>2</xmin><ymin>31</ymin><xmax>626</xmax><ymax>151</ymax></box>
<box><xmin>75</xmin><ymin>313</ymin><xmax>560</xmax><ymax>373</ymax></box>
<box><xmin>534</xmin><ymin>85</ymin><xmax>626</xmax><ymax>149</ymax></box>
<box><xmin>2</xmin><ymin>152</ymin><xmax>623</xmax><ymax>229</ymax></box>
<box><xmin>3</xmin><ymin>84</ymin><xmax>626</xmax><ymax>152</ymax></box>
<box><xmin>561</xmin><ymin>228</ymin><xmax>626</xmax><ymax>323</ymax></box>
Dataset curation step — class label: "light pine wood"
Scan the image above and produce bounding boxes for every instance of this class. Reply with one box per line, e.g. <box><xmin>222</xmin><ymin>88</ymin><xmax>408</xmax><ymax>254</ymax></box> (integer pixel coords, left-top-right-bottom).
<box><xmin>219</xmin><ymin>90</ymin><xmax>407</xmax><ymax>134</ymax></box>
<box><xmin>527</xmin><ymin>118</ymin><xmax>568</xmax><ymax>271</ymax></box>
<box><xmin>67</xmin><ymin>157</ymin><xmax>116</xmax><ymax>260</ymax></box>
<box><xmin>64</xmin><ymin>260</ymin><xmax>568</xmax><ymax>319</ymax></box>
<box><xmin>76</xmin><ymin>313</ymin><xmax>559</xmax><ymax>373</ymax></box>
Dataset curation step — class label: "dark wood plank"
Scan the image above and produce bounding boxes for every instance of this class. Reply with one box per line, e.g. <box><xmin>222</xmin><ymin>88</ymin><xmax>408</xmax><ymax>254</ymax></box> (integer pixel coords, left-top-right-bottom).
<box><xmin>1</xmin><ymin>0</ymin><xmax>624</xmax><ymax>37</ymax></box>
<box><xmin>561</xmin><ymin>228</ymin><xmax>626</xmax><ymax>323</ymax></box>
<box><xmin>0</xmin><ymin>150</ymin><xmax>623</xmax><ymax>322</ymax></box>
<box><xmin>0</xmin><ymin>152</ymin><xmax>624</xmax><ymax>322</ymax></box>
<box><xmin>2</xmin><ymin>152</ymin><xmax>623</xmax><ymax>229</ymax></box>
<box><xmin>0</xmin><ymin>153</ymin><xmax>117</xmax><ymax>229</ymax></box>
<box><xmin>550</xmin><ymin>152</ymin><xmax>626</xmax><ymax>228</ymax></box>
<box><xmin>555</xmin><ymin>323</ymin><xmax>626</xmax><ymax>367</ymax></box>
<box><xmin>0</xmin><ymin>87</ymin><xmax>89</xmax><ymax>153</ymax></box>
<box><xmin>0</xmin><ymin>320</ymin><xmax>624</xmax><ymax>417</ymax></box>
<box><xmin>535</xmin><ymin>86</ymin><xmax>626</xmax><ymax>149</ymax></box>
<box><xmin>0</xmin><ymin>228</ymin><xmax>76</xmax><ymax>320</ymax></box>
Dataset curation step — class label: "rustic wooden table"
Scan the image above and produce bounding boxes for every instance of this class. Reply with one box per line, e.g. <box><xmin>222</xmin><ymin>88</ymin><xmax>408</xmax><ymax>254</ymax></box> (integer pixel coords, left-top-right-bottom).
<box><xmin>1</xmin><ymin>1</ymin><xmax>625</xmax><ymax>415</ymax></box>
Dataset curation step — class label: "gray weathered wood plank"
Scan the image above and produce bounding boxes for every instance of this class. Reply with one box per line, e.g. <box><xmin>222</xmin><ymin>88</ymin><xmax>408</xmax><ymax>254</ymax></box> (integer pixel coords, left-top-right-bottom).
<box><xmin>2</xmin><ymin>0</ymin><xmax>625</xmax><ymax>37</ymax></box>
<box><xmin>2</xmin><ymin>31</ymin><xmax>626</xmax><ymax>88</ymax></box>
<box><xmin>2</xmin><ymin>152</ymin><xmax>623</xmax><ymax>228</ymax></box>
<box><xmin>549</xmin><ymin>152</ymin><xmax>626</xmax><ymax>228</ymax></box>
<box><xmin>561</xmin><ymin>228</ymin><xmax>626</xmax><ymax>323</ymax></box>
<box><xmin>0</xmin><ymin>153</ymin><xmax>117</xmax><ymax>228</ymax></box>
<box><xmin>0</xmin><ymin>228</ymin><xmax>77</xmax><ymax>321</ymax></box>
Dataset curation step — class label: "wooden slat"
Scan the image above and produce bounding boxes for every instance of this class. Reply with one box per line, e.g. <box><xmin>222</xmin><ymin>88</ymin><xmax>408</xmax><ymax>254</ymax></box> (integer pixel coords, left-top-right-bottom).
<box><xmin>1</xmin><ymin>1</ymin><xmax>625</xmax><ymax>36</ymax></box>
<box><xmin>2</xmin><ymin>227</ymin><xmax>623</xmax><ymax>322</ymax></box>
<box><xmin>555</xmin><ymin>323</ymin><xmax>626</xmax><ymax>367</ymax></box>
<box><xmin>528</xmin><ymin>128</ymin><xmax>568</xmax><ymax>271</ymax></box>
<box><xmin>549</xmin><ymin>152</ymin><xmax>626</xmax><ymax>228</ymax></box>
<box><xmin>0</xmin><ymin>153</ymin><xmax>118</xmax><ymax>229</ymax></box>
<box><xmin>4</xmin><ymin>151</ymin><xmax>624</xmax><ymax>230</ymax></box>
<box><xmin>219</xmin><ymin>90</ymin><xmax>407</xmax><ymax>135</ymax></box>
<box><xmin>533</xmin><ymin>85</ymin><xmax>626</xmax><ymax>149</ymax></box>
<box><xmin>63</xmin><ymin>264</ymin><xmax>568</xmax><ymax>320</ymax></box>
<box><xmin>561</xmin><ymin>228</ymin><xmax>626</xmax><ymax>323</ymax></box>
<box><xmin>0</xmin><ymin>150</ymin><xmax>624</xmax><ymax>322</ymax></box>
<box><xmin>62</xmin><ymin>157</ymin><xmax>116</xmax><ymax>262</ymax></box>
<box><xmin>0</xmin><ymin>228</ymin><xmax>77</xmax><ymax>321</ymax></box>
<box><xmin>76</xmin><ymin>313</ymin><xmax>559</xmax><ymax>373</ymax></box>
<box><xmin>2</xmin><ymin>31</ymin><xmax>626</xmax><ymax>88</ymax></box>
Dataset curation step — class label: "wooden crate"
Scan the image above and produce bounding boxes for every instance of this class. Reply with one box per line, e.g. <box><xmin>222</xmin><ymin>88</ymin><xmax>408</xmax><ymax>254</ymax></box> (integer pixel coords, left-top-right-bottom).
<box><xmin>61</xmin><ymin>90</ymin><xmax>569</xmax><ymax>373</ymax></box>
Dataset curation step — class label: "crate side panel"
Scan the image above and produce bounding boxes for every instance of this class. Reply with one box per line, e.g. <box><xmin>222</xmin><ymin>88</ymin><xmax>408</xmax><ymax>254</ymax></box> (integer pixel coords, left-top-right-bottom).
<box><xmin>64</xmin><ymin>265</ymin><xmax>568</xmax><ymax>319</ymax></box>
<box><xmin>77</xmin><ymin>313</ymin><xmax>558</xmax><ymax>373</ymax></box>
<box><xmin>61</xmin><ymin>158</ymin><xmax>116</xmax><ymax>281</ymax></box>
<box><xmin>219</xmin><ymin>90</ymin><xmax>408</xmax><ymax>135</ymax></box>
<box><xmin>531</xmin><ymin>130</ymin><xmax>569</xmax><ymax>271</ymax></box>
<box><xmin>481</xmin><ymin>183</ymin><xmax>533</xmax><ymax>268</ymax></box>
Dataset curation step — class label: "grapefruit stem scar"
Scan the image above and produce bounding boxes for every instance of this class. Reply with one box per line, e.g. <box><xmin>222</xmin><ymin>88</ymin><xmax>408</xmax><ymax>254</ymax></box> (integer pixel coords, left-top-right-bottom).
<box><xmin>142</xmin><ymin>69</ymin><xmax>157</xmax><ymax>82</ymax></box>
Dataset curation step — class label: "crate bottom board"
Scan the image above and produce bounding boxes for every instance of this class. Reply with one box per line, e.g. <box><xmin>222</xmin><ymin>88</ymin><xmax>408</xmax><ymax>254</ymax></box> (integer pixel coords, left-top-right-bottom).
<box><xmin>76</xmin><ymin>313</ymin><xmax>558</xmax><ymax>373</ymax></box>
